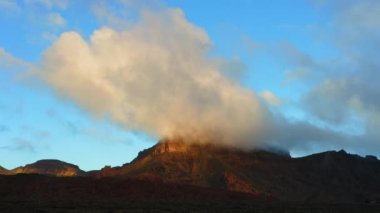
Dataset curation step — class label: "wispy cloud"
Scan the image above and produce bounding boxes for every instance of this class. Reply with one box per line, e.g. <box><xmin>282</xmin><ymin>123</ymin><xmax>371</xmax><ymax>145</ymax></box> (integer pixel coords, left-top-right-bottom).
<box><xmin>0</xmin><ymin>48</ymin><xmax>31</xmax><ymax>72</ymax></box>
<box><xmin>46</xmin><ymin>12</ymin><xmax>66</xmax><ymax>27</ymax></box>
<box><xmin>25</xmin><ymin>0</ymin><xmax>69</xmax><ymax>10</ymax></box>
<box><xmin>1</xmin><ymin>138</ymin><xmax>36</xmax><ymax>152</ymax></box>
<box><xmin>293</xmin><ymin>0</ymin><xmax>380</xmax><ymax>155</ymax></box>
<box><xmin>260</xmin><ymin>91</ymin><xmax>282</xmax><ymax>106</ymax></box>
<box><xmin>0</xmin><ymin>0</ymin><xmax>20</xmax><ymax>14</ymax></box>
<box><xmin>278</xmin><ymin>42</ymin><xmax>322</xmax><ymax>84</ymax></box>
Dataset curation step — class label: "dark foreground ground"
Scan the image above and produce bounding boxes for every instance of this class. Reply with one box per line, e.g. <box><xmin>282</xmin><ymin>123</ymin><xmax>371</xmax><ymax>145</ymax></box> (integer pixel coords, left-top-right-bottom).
<box><xmin>2</xmin><ymin>200</ymin><xmax>380</xmax><ymax>213</ymax></box>
<box><xmin>2</xmin><ymin>199</ymin><xmax>380</xmax><ymax>213</ymax></box>
<box><xmin>1</xmin><ymin>174</ymin><xmax>380</xmax><ymax>212</ymax></box>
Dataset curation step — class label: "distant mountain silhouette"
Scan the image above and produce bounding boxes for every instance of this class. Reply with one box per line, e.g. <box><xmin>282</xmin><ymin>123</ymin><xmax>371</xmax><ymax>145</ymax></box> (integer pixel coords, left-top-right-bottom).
<box><xmin>1</xmin><ymin>140</ymin><xmax>380</xmax><ymax>205</ymax></box>
<box><xmin>0</xmin><ymin>165</ymin><xmax>8</xmax><ymax>175</ymax></box>
<box><xmin>2</xmin><ymin>159</ymin><xmax>85</xmax><ymax>177</ymax></box>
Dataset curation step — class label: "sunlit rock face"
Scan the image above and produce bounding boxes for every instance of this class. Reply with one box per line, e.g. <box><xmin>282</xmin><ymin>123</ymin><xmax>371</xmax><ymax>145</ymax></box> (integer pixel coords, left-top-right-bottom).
<box><xmin>98</xmin><ymin>139</ymin><xmax>282</xmax><ymax>195</ymax></box>
<box><xmin>132</xmin><ymin>138</ymin><xmax>200</xmax><ymax>162</ymax></box>
<box><xmin>3</xmin><ymin>141</ymin><xmax>380</xmax><ymax>203</ymax></box>
<box><xmin>0</xmin><ymin>166</ymin><xmax>9</xmax><ymax>175</ymax></box>
<box><xmin>11</xmin><ymin>160</ymin><xmax>85</xmax><ymax>177</ymax></box>
<box><xmin>151</xmin><ymin>140</ymin><xmax>189</xmax><ymax>155</ymax></box>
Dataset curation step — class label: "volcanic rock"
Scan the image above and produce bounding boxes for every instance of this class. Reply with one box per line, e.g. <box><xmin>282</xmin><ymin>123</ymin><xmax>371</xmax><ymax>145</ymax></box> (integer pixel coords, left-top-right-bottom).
<box><xmin>0</xmin><ymin>165</ymin><xmax>8</xmax><ymax>175</ymax></box>
<box><xmin>93</xmin><ymin>139</ymin><xmax>380</xmax><ymax>203</ymax></box>
<box><xmin>10</xmin><ymin>160</ymin><xmax>85</xmax><ymax>177</ymax></box>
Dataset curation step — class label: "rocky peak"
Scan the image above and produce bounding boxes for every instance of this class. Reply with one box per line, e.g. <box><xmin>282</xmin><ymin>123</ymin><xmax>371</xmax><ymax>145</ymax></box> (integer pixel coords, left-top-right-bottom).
<box><xmin>0</xmin><ymin>166</ymin><xmax>9</xmax><ymax>175</ymax></box>
<box><xmin>152</xmin><ymin>140</ymin><xmax>189</xmax><ymax>154</ymax></box>
<box><xmin>133</xmin><ymin>138</ymin><xmax>292</xmax><ymax>163</ymax></box>
<box><xmin>11</xmin><ymin>159</ymin><xmax>85</xmax><ymax>177</ymax></box>
<box><xmin>132</xmin><ymin>139</ymin><xmax>192</xmax><ymax>162</ymax></box>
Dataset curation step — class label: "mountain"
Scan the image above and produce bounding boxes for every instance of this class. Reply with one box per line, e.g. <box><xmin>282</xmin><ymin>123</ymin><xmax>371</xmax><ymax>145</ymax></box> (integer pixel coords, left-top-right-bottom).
<box><xmin>0</xmin><ymin>166</ymin><xmax>8</xmax><ymax>175</ymax></box>
<box><xmin>1</xmin><ymin>141</ymin><xmax>380</xmax><ymax>211</ymax></box>
<box><xmin>2</xmin><ymin>140</ymin><xmax>380</xmax><ymax>205</ymax></box>
<box><xmin>94</xmin><ymin>139</ymin><xmax>380</xmax><ymax>203</ymax></box>
<box><xmin>10</xmin><ymin>160</ymin><xmax>85</xmax><ymax>177</ymax></box>
<box><xmin>94</xmin><ymin>140</ymin><xmax>285</xmax><ymax>196</ymax></box>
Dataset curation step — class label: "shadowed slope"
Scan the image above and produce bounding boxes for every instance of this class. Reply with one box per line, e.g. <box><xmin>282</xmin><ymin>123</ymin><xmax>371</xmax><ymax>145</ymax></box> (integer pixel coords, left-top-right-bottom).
<box><xmin>0</xmin><ymin>166</ymin><xmax>8</xmax><ymax>175</ymax></box>
<box><xmin>94</xmin><ymin>140</ymin><xmax>380</xmax><ymax>203</ymax></box>
<box><xmin>2</xmin><ymin>140</ymin><xmax>380</xmax><ymax>204</ymax></box>
<box><xmin>10</xmin><ymin>160</ymin><xmax>85</xmax><ymax>177</ymax></box>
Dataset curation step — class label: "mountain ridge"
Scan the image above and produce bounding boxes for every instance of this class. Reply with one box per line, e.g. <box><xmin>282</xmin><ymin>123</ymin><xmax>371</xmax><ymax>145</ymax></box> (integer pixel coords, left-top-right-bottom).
<box><xmin>92</xmin><ymin>141</ymin><xmax>380</xmax><ymax>203</ymax></box>
<box><xmin>0</xmin><ymin>159</ymin><xmax>85</xmax><ymax>177</ymax></box>
<box><xmin>1</xmin><ymin>141</ymin><xmax>380</xmax><ymax>203</ymax></box>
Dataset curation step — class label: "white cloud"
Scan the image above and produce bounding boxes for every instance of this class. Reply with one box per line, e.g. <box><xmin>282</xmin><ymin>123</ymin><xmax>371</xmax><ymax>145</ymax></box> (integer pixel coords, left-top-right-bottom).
<box><xmin>260</xmin><ymin>91</ymin><xmax>281</xmax><ymax>106</ymax></box>
<box><xmin>41</xmin><ymin>32</ymin><xmax>58</xmax><ymax>41</ymax></box>
<box><xmin>278</xmin><ymin>42</ymin><xmax>323</xmax><ymax>84</ymax></box>
<box><xmin>0</xmin><ymin>0</ymin><xmax>20</xmax><ymax>13</ymax></box>
<box><xmin>298</xmin><ymin>0</ymin><xmax>380</xmax><ymax>156</ymax></box>
<box><xmin>33</xmin><ymin>4</ymin><xmax>361</xmax><ymax>154</ymax></box>
<box><xmin>92</xmin><ymin>1</ymin><xmax>128</xmax><ymax>29</ymax></box>
<box><xmin>36</xmin><ymin>8</ymin><xmax>269</xmax><ymax>147</ymax></box>
<box><xmin>25</xmin><ymin>0</ymin><xmax>69</xmax><ymax>10</ymax></box>
<box><xmin>47</xmin><ymin>12</ymin><xmax>66</xmax><ymax>27</ymax></box>
<box><xmin>0</xmin><ymin>48</ymin><xmax>30</xmax><ymax>72</ymax></box>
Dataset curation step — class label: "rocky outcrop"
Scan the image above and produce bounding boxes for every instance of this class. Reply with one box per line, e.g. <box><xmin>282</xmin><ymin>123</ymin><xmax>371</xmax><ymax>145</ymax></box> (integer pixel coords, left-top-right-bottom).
<box><xmin>223</xmin><ymin>172</ymin><xmax>257</xmax><ymax>194</ymax></box>
<box><xmin>95</xmin><ymin>140</ymin><xmax>291</xmax><ymax>194</ymax></box>
<box><xmin>2</xmin><ymin>140</ymin><xmax>380</xmax><ymax>204</ymax></box>
<box><xmin>10</xmin><ymin>160</ymin><xmax>85</xmax><ymax>177</ymax></box>
<box><xmin>0</xmin><ymin>166</ymin><xmax>9</xmax><ymax>175</ymax></box>
<box><xmin>93</xmin><ymin>140</ymin><xmax>380</xmax><ymax>203</ymax></box>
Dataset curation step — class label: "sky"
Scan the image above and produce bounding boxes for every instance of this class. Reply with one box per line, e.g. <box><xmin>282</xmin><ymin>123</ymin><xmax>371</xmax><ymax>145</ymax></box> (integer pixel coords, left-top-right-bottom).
<box><xmin>1</xmin><ymin>0</ymin><xmax>380</xmax><ymax>171</ymax></box>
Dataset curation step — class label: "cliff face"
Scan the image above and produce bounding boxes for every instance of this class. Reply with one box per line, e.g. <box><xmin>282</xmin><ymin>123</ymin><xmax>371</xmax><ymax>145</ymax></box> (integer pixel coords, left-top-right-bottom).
<box><xmin>2</xmin><ymin>140</ymin><xmax>380</xmax><ymax>204</ymax></box>
<box><xmin>94</xmin><ymin>140</ymin><xmax>380</xmax><ymax>203</ymax></box>
<box><xmin>131</xmin><ymin>140</ymin><xmax>190</xmax><ymax>162</ymax></box>
<box><xmin>10</xmin><ymin>160</ymin><xmax>85</xmax><ymax>177</ymax></box>
<box><xmin>96</xmin><ymin>140</ymin><xmax>290</xmax><ymax>196</ymax></box>
<box><xmin>0</xmin><ymin>166</ymin><xmax>9</xmax><ymax>175</ymax></box>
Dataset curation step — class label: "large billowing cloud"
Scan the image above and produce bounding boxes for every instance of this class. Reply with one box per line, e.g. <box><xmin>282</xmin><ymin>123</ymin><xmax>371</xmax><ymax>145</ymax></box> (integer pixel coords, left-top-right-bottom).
<box><xmin>30</xmin><ymin>0</ymin><xmax>380</xmax><ymax>156</ymax></box>
<box><xmin>36</xmin><ymin>8</ymin><xmax>268</xmax><ymax>147</ymax></box>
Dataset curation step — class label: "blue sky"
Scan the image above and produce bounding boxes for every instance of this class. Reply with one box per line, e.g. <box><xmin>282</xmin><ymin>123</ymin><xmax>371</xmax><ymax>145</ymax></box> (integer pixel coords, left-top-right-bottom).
<box><xmin>1</xmin><ymin>0</ymin><xmax>379</xmax><ymax>171</ymax></box>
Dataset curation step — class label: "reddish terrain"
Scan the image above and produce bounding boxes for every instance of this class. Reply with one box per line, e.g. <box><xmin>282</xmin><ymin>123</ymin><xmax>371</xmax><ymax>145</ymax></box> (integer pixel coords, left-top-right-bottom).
<box><xmin>1</xmin><ymin>140</ymin><xmax>380</xmax><ymax>212</ymax></box>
